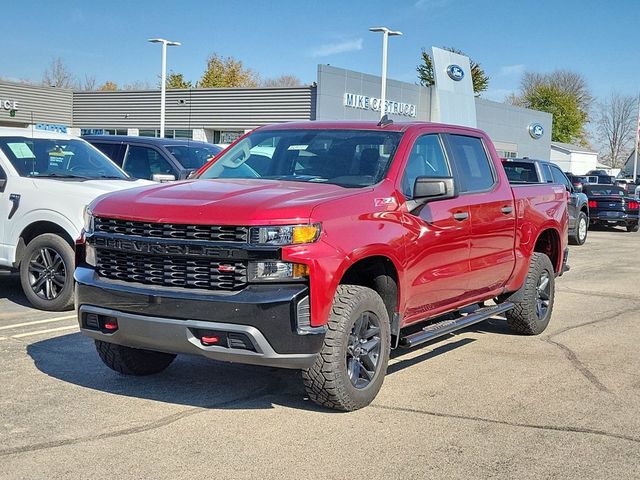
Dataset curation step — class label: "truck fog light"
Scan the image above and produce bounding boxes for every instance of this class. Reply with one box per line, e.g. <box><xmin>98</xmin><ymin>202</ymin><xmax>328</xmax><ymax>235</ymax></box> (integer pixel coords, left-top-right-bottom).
<box><xmin>248</xmin><ymin>261</ymin><xmax>309</xmax><ymax>282</ymax></box>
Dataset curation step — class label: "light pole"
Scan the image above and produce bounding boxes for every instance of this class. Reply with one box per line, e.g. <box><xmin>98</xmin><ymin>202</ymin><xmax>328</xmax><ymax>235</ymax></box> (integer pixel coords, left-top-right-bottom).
<box><xmin>148</xmin><ymin>38</ymin><xmax>181</xmax><ymax>138</ymax></box>
<box><xmin>369</xmin><ymin>27</ymin><xmax>402</xmax><ymax>119</ymax></box>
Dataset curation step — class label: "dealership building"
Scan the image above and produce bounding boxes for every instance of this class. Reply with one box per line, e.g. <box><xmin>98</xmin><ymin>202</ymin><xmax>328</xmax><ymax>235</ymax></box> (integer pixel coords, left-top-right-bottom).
<box><xmin>0</xmin><ymin>48</ymin><xmax>552</xmax><ymax>159</ymax></box>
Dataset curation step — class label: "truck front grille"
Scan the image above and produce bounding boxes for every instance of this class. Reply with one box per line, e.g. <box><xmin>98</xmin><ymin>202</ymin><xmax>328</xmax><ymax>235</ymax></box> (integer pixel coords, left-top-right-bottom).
<box><xmin>94</xmin><ymin>217</ymin><xmax>248</xmax><ymax>243</ymax></box>
<box><xmin>96</xmin><ymin>250</ymin><xmax>247</xmax><ymax>291</ymax></box>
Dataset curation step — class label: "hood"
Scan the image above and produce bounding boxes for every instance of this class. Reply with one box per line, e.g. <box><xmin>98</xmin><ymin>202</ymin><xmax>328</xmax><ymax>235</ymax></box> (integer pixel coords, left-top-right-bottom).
<box><xmin>34</xmin><ymin>178</ymin><xmax>153</xmax><ymax>207</ymax></box>
<box><xmin>92</xmin><ymin>179</ymin><xmax>366</xmax><ymax>224</ymax></box>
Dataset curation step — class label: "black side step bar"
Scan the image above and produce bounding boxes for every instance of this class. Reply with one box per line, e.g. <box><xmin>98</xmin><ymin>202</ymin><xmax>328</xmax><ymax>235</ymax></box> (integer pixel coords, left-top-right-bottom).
<box><xmin>399</xmin><ymin>302</ymin><xmax>514</xmax><ymax>348</ymax></box>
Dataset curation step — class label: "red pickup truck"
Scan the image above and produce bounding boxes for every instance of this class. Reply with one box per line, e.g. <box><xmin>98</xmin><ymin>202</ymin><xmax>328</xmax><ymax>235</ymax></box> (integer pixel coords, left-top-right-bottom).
<box><xmin>75</xmin><ymin>120</ymin><xmax>569</xmax><ymax>411</ymax></box>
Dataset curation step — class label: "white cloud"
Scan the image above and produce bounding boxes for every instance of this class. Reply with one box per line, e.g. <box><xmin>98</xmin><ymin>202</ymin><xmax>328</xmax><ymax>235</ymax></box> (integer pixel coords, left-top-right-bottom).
<box><xmin>310</xmin><ymin>38</ymin><xmax>363</xmax><ymax>57</ymax></box>
<box><xmin>499</xmin><ymin>64</ymin><xmax>525</xmax><ymax>76</ymax></box>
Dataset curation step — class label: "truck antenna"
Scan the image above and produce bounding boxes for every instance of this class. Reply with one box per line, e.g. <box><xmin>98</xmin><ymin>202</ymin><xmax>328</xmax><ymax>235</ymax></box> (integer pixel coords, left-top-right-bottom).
<box><xmin>377</xmin><ymin>115</ymin><xmax>393</xmax><ymax>127</ymax></box>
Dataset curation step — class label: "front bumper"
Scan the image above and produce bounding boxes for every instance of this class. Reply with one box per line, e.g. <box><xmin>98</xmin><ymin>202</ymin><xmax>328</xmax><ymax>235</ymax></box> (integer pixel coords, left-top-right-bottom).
<box><xmin>74</xmin><ymin>267</ymin><xmax>325</xmax><ymax>369</ymax></box>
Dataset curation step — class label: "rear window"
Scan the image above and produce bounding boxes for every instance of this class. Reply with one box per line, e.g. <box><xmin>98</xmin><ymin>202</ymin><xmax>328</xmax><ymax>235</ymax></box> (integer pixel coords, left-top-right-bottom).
<box><xmin>503</xmin><ymin>161</ymin><xmax>539</xmax><ymax>183</ymax></box>
<box><xmin>584</xmin><ymin>185</ymin><xmax>625</xmax><ymax>196</ymax></box>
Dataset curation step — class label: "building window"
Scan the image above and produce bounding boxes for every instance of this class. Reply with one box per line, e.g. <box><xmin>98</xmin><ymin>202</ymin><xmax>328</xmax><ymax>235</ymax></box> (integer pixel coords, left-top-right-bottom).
<box><xmin>138</xmin><ymin>129</ymin><xmax>193</xmax><ymax>139</ymax></box>
<box><xmin>497</xmin><ymin>149</ymin><xmax>517</xmax><ymax>159</ymax></box>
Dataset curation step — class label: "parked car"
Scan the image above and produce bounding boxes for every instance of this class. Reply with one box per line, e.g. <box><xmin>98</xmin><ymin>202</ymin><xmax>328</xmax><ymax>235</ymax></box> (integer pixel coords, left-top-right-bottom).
<box><xmin>614</xmin><ymin>178</ymin><xmax>636</xmax><ymax>194</ymax></box>
<box><xmin>565</xmin><ymin>173</ymin><xmax>589</xmax><ymax>192</ymax></box>
<box><xmin>76</xmin><ymin>120</ymin><xmax>568</xmax><ymax>411</ymax></box>
<box><xmin>83</xmin><ymin>136</ymin><xmax>222</xmax><ymax>182</ymax></box>
<box><xmin>585</xmin><ymin>170</ymin><xmax>614</xmax><ymax>185</ymax></box>
<box><xmin>583</xmin><ymin>184</ymin><xmax>639</xmax><ymax>232</ymax></box>
<box><xmin>0</xmin><ymin>127</ymin><xmax>151</xmax><ymax>310</ymax></box>
<box><xmin>502</xmin><ymin>158</ymin><xmax>589</xmax><ymax>245</ymax></box>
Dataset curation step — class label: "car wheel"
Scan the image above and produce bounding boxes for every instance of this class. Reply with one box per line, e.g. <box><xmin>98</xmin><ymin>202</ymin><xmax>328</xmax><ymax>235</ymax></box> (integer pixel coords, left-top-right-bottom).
<box><xmin>302</xmin><ymin>285</ymin><xmax>390</xmax><ymax>411</ymax></box>
<box><xmin>569</xmin><ymin>212</ymin><xmax>588</xmax><ymax>245</ymax></box>
<box><xmin>505</xmin><ymin>253</ymin><xmax>555</xmax><ymax>335</ymax></box>
<box><xmin>19</xmin><ymin>233</ymin><xmax>74</xmax><ymax>311</ymax></box>
<box><xmin>626</xmin><ymin>223</ymin><xmax>639</xmax><ymax>233</ymax></box>
<box><xmin>95</xmin><ymin>340</ymin><xmax>177</xmax><ymax>375</ymax></box>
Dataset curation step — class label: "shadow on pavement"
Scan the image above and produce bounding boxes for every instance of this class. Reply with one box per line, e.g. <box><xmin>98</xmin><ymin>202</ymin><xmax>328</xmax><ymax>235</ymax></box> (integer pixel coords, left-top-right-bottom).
<box><xmin>26</xmin><ymin>326</ymin><xmax>479</xmax><ymax>411</ymax></box>
<box><xmin>0</xmin><ymin>272</ymin><xmax>32</xmax><ymax>308</ymax></box>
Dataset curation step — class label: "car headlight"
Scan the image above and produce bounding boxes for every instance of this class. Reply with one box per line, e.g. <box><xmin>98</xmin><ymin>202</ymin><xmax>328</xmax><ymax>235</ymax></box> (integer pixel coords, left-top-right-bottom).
<box><xmin>250</xmin><ymin>224</ymin><xmax>321</xmax><ymax>246</ymax></box>
<box><xmin>248</xmin><ymin>261</ymin><xmax>309</xmax><ymax>282</ymax></box>
<box><xmin>83</xmin><ymin>206</ymin><xmax>94</xmax><ymax>235</ymax></box>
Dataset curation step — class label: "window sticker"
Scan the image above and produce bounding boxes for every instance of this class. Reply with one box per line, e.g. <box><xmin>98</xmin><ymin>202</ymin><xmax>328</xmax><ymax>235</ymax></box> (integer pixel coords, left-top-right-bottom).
<box><xmin>7</xmin><ymin>142</ymin><xmax>36</xmax><ymax>159</ymax></box>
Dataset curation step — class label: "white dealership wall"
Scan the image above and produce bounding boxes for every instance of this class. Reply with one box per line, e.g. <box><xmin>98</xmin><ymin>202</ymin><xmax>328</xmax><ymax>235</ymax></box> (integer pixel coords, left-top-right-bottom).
<box><xmin>550</xmin><ymin>142</ymin><xmax>598</xmax><ymax>174</ymax></box>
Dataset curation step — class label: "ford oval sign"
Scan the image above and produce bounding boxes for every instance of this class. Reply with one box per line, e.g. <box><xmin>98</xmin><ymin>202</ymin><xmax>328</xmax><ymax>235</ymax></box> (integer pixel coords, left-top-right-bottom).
<box><xmin>528</xmin><ymin>123</ymin><xmax>544</xmax><ymax>139</ymax></box>
<box><xmin>447</xmin><ymin>64</ymin><xmax>464</xmax><ymax>81</ymax></box>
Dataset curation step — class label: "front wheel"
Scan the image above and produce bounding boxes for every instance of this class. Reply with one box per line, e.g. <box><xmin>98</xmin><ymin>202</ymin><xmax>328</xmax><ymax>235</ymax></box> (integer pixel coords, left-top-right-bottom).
<box><xmin>302</xmin><ymin>285</ymin><xmax>390</xmax><ymax>411</ymax></box>
<box><xmin>19</xmin><ymin>233</ymin><xmax>75</xmax><ymax>311</ymax></box>
<box><xmin>505</xmin><ymin>252</ymin><xmax>555</xmax><ymax>335</ymax></box>
<box><xmin>569</xmin><ymin>212</ymin><xmax>588</xmax><ymax>245</ymax></box>
<box><xmin>626</xmin><ymin>223</ymin><xmax>639</xmax><ymax>233</ymax></box>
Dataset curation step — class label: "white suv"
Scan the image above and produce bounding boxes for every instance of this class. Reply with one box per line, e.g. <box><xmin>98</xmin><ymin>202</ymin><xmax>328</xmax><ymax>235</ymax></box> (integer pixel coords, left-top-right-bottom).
<box><xmin>0</xmin><ymin>127</ymin><xmax>151</xmax><ymax>310</ymax></box>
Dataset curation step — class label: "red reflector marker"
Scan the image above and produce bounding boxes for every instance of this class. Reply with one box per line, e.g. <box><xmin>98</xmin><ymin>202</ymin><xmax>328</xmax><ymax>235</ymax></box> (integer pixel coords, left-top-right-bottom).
<box><xmin>201</xmin><ymin>336</ymin><xmax>219</xmax><ymax>346</ymax></box>
<box><xmin>588</xmin><ymin>200</ymin><xmax>597</xmax><ymax>209</ymax></box>
<box><xmin>103</xmin><ymin>320</ymin><xmax>118</xmax><ymax>331</ymax></box>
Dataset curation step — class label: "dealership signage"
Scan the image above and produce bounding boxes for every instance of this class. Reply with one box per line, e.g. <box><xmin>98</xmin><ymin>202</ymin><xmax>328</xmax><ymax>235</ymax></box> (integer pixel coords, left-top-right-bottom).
<box><xmin>344</xmin><ymin>93</ymin><xmax>417</xmax><ymax>117</ymax></box>
<box><xmin>35</xmin><ymin>123</ymin><xmax>68</xmax><ymax>134</ymax></box>
<box><xmin>446</xmin><ymin>65</ymin><xmax>464</xmax><ymax>81</ymax></box>
<box><xmin>528</xmin><ymin>123</ymin><xmax>544</xmax><ymax>139</ymax></box>
<box><xmin>1</xmin><ymin>98</ymin><xmax>18</xmax><ymax>111</ymax></box>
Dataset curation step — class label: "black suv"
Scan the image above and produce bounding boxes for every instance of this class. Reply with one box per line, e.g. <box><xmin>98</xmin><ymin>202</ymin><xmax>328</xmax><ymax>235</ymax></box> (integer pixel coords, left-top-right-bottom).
<box><xmin>84</xmin><ymin>136</ymin><xmax>222</xmax><ymax>181</ymax></box>
<box><xmin>502</xmin><ymin>158</ymin><xmax>590</xmax><ymax>245</ymax></box>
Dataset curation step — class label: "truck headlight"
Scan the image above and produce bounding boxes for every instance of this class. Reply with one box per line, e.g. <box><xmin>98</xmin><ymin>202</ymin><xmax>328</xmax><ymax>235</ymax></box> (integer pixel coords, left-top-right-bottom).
<box><xmin>83</xmin><ymin>206</ymin><xmax>94</xmax><ymax>235</ymax></box>
<box><xmin>248</xmin><ymin>261</ymin><xmax>309</xmax><ymax>282</ymax></box>
<box><xmin>250</xmin><ymin>224</ymin><xmax>321</xmax><ymax>246</ymax></box>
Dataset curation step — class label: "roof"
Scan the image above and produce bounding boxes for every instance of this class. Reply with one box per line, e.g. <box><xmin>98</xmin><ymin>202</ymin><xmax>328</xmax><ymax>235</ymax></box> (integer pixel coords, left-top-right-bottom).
<box><xmin>258</xmin><ymin>120</ymin><xmax>486</xmax><ymax>135</ymax></box>
<box><xmin>551</xmin><ymin>141</ymin><xmax>597</xmax><ymax>154</ymax></box>
<box><xmin>81</xmin><ymin>135</ymin><xmax>217</xmax><ymax>147</ymax></box>
<box><xmin>0</xmin><ymin>126</ymin><xmax>77</xmax><ymax>140</ymax></box>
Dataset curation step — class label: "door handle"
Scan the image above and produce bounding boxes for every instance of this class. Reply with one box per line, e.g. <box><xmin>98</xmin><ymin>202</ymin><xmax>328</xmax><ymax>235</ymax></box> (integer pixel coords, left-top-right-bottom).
<box><xmin>453</xmin><ymin>211</ymin><xmax>469</xmax><ymax>221</ymax></box>
<box><xmin>501</xmin><ymin>206</ymin><xmax>513</xmax><ymax>214</ymax></box>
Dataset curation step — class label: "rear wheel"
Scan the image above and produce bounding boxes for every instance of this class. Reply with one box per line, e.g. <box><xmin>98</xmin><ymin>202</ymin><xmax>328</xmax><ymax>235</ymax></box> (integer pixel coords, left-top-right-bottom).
<box><xmin>302</xmin><ymin>285</ymin><xmax>390</xmax><ymax>411</ymax></box>
<box><xmin>95</xmin><ymin>340</ymin><xmax>176</xmax><ymax>375</ymax></box>
<box><xmin>19</xmin><ymin>233</ymin><xmax>74</xmax><ymax>311</ymax></box>
<box><xmin>569</xmin><ymin>212</ymin><xmax>588</xmax><ymax>245</ymax></box>
<box><xmin>505</xmin><ymin>253</ymin><xmax>555</xmax><ymax>335</ymax></box>
<box><xmin>626</xmin><ymin>223</ymin><xmax>639</xmax><ymax>233</ymax></box>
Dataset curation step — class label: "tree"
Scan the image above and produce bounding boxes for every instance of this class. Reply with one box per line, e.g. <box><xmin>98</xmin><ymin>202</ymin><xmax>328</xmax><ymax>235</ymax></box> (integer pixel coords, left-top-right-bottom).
<box><xmin>97</xmin><ymin>81</ymin><xmax>118</xmax><ymax>91</ymax></box>
<box><xmin>166</xmin><ymin>71</ymin><xmax>192</xmax><ymax>89</ymax></box>
<box><xmin>595</xmin><ymin>93</ymin><xmax>637</xmax><ymax>168</ymax></box>
<box><xmin>510</xmin><ymin>70</ymin><xmax>592</xmax><ymax>144</ymax></box>
<box><xmin>261</xmin><ymin>74</ymin><xmax>302</xmax><ymax>87</ymax></box>
<box><xmin>82</xmin><ymin>74</ymin><xmax>96</xmax><ymax>91</ymax></box>
<box><xmin>416</xmin><ymin>47</ymin><xmax>489</xmax><ymax>95</ymax></box>
<box><xmin>42</xmin><ymin>57</ymin><xmax>77</xmax><ymax>88</ymax></box>
<box><xmin>198</xmin><ymin>53</ymin><xmax>259</xmax><ymax>88</ymax></box>
<box><xmin>123</xmin><ymin>80</ymin><xmax>152</xmax><ymax>90</ymax></box>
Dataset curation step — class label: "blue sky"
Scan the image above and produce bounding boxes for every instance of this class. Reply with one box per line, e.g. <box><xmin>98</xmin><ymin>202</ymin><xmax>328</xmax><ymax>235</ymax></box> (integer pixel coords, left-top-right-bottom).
<box><xmin>2</xmin><ymin>0</ymin><xmax>639</xmax><ymax>102</ymax></box>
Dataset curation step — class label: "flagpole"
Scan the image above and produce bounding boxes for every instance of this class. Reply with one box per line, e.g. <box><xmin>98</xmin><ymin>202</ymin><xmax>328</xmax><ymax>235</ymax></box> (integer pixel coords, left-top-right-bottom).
<box><xmin>634</xmin><ymin>92</ymin><xmax>640</xmax><ymax>181</ymax></box>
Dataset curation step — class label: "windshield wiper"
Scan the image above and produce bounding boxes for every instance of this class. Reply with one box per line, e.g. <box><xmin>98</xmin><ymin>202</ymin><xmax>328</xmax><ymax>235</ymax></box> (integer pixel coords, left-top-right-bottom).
<box><xmin>30</xmin><ymin>173</ymin><xmax>90</xmax><ymax>180</ymax></box>
<box><xmin>97</xmin><ymin>175</ymin><xmax>129</xmax><ymax>180</ymax></box>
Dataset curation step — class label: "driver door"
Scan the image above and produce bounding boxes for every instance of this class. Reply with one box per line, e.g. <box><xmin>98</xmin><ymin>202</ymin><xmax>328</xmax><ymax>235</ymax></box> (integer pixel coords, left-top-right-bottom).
<box><xmin>0</xmin><ymin>163</ymin><xmax>9</xmax><ymax>264</ymax></box>
<box><xmin>400</xmin><ymin>133</ymin><xmax>473</xmax><ymax>325</ymax></box>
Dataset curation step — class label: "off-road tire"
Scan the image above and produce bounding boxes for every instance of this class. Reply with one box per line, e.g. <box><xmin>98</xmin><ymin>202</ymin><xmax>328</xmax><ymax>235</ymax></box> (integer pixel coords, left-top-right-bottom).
<box><xmin>302</xmin><ymin>285</ymin><xmax>390</xmax><ymax>411</ymax></box>
<box><xmin>19</xmin><ymin>233</ymin><xmax>74</xmax><ymax>311</ymax></box>
<box><xmin>569</xmin><ymin>212</ymin><xmax>588</xmax><ymax>245</ymax></box>
<box><xmin>626</xmin><ymin>223</ymin><xmax>639</xmax><ymax>233</ymax></box>
<box><xmin>95</xmin><ymin>340</ymin><xmax>176</xmax><ymax>375</ymax></box>
<box><xmin>505</xmin><ymin>252</ymin><xmax>555</xmax><ymax>335</ymax></box>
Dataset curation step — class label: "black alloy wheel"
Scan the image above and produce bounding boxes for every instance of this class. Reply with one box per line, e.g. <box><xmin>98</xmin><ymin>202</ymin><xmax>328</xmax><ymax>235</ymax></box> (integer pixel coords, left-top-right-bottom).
<box><xmin>535</xmin><ymin>271</ymin><xmax>551</xmax><ymax>320</ymax></box>
<box><xmin>347</xmin><ymin>312</ymin><xmax>382</xmax><ymax>389</ymax></box>
<box><xmin>28</xmin><ymin>247</ymin><xmax>67</xmax><ymax>301</ymax></box>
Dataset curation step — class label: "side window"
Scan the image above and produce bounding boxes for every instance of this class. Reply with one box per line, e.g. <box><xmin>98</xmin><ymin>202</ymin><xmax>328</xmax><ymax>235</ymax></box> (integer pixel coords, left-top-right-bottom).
<box><xmin>550</xmin><ymin>166</ymin><xmax>571</xmax><ymax>190</ymax></box>
<box><xmin>447</xmin><ymin>135</ymin><xmax>494</xmax><ymax>193</ymax></box>
<box><xmin>402</xmin><ymin>134</ymin><xmax>450</xmax><ymax>198</ymax></box>
<box><xmin>122</xmin><ymin>146</ymin><xmax>174</xmax><ymax>180</ymax></box>
<box><xmin>541</xmin><ymin>164</ymin><xmax>553</xmax><ymax>183</ymax></box>
<box><xmin>92</xmin><ymin>143</ymin><xmax>124</xmax><ymax>166</ymax></box>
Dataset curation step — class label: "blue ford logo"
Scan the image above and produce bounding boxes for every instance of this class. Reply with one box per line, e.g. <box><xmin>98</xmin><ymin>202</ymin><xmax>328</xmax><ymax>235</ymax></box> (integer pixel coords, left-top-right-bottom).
<box><xmin>528</xmin><ymin>123</ymin><xmax>544</xmax><ymax>139</ymax></box>
<box><xmin>447</xmin><ymin>64</ymin><xmax>464</xmax><ymax>81</ymax></box>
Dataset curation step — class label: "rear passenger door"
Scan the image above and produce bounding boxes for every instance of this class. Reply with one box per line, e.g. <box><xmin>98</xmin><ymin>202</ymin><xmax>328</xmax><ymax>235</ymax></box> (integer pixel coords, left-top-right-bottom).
<box><xmin>549</xmin><ymin>164</ymin><xmax>576</xmax><ymax>228</ymax></box>
<box><xmin>444</xmin><ymin>134</ymin><xmax>516</xmax><ymax>295</ymax></box>
<box><xmin>122</xmin><ymin>145</ymin><xmax>177</xmax><ymax>181</ymax></box>
<box><xmin>91</xmin><ymin>142</ymin><xmax>125</xmax><ymax>167</ymax></box>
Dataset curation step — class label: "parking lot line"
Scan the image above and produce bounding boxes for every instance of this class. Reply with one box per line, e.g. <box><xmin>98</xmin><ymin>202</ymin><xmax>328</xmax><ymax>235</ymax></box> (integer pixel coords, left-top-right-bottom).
<box><xmin>0</xmin><ymin>314</ymin><xmax>77</xmax><ymax>331</ymax></box>
<box><xmin>11</xmin><ymin>325</ymin><xmax>78</xmax><ymax>339</ymax></box>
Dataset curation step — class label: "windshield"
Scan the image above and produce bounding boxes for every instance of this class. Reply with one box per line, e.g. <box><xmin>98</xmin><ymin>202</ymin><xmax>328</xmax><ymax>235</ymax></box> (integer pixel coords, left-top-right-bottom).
<box><xmin>0</xmin><ymin>136</ymin><xmax>127</xmax><ymax>180</ymax></box>
<box><xmin>165</xmin><ymin>144</ymin><xmax>222</xmax><ymax>169</ymax></box>
<box><xmin>199</xmin><ymin>129</ymin><xmax>404</xmax><ymax>188</ymax></box>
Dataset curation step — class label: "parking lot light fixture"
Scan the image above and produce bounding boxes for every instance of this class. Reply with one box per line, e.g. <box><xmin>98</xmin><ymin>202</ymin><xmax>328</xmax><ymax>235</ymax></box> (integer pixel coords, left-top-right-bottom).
<box><xmin>369</xmin><ymin>27</ymin><xmax>402</xmax><ymax>119</ymax></box>
<box><xmin>148</xmin><ymin>38</ymin><xmax>181</xmax><ymax>138</ymax></box>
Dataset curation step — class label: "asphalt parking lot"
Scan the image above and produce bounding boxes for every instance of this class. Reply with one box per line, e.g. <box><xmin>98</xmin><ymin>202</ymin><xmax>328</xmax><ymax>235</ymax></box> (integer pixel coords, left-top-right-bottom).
<box><xmin>1</xmin><ymin>229</ymin><xmax>639</xmax><ymax>480</ymax></box>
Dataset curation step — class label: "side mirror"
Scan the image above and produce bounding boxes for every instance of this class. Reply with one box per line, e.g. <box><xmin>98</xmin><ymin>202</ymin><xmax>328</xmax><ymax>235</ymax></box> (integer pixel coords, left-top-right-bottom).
<box><xmin>406</xmin><ymin>176</ymin><xmax>456</xmax><ymax>212</ymax></box>
<box><xmin>184</xmin><ymin>169</ymin><xmax>197</xmax><ymax>180</ymax></box>
<box><xmin>0</xmin><ymin>178</ymin><xmax>6</xmax><ymax>192</ymax></box>
<box><xmin>413</xmin><ymin>176</ymin><xmax>456</xmax><ymax>200</ymax></box>
<box><xmin>152</xmin><ymin>174</ymin><xmax>176</xmax><ymax>183</ymax></box>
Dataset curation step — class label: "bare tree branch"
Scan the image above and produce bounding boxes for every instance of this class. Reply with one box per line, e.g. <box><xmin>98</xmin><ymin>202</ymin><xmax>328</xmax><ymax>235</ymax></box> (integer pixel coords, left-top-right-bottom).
<box><xmin>596</xmin><ymin>92</ymin><xmax>637</xmax><ymax>168</ymax></box>
<box><xmin>42</xmin><ymin>57</ymin><xmax>77</xmax><ymax>89</ymax></box>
